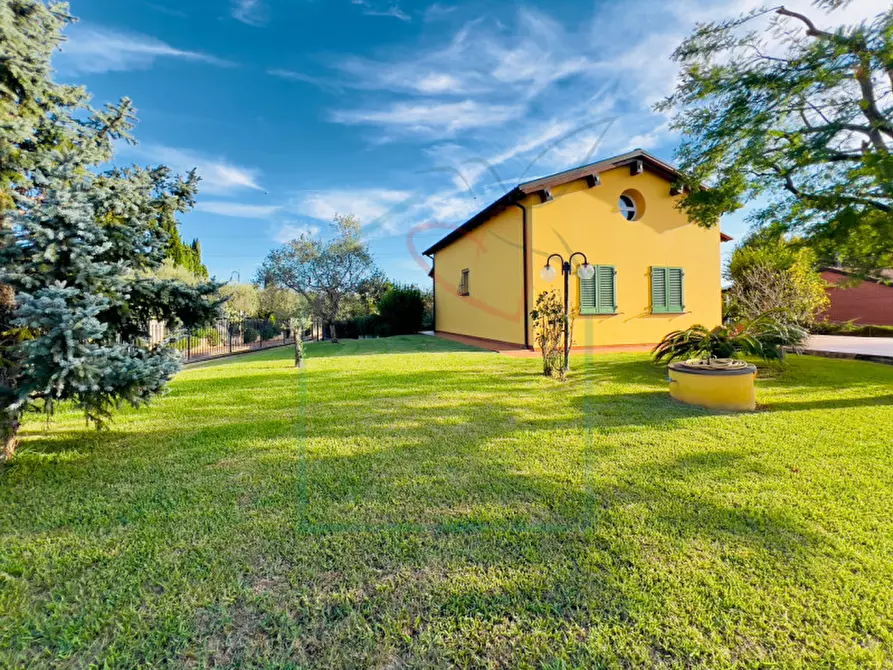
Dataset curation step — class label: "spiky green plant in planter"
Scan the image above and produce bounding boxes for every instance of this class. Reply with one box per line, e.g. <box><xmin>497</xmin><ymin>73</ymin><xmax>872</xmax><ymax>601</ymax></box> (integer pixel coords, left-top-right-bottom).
<box><xmin>652</xmin><ymin>312</ymin><xmax>807</xmax><ymax>364</ymax></box>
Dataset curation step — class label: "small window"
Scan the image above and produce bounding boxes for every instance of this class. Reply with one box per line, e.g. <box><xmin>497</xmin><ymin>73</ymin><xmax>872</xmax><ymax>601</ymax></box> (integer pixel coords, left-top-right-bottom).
<box><xmin>618</xmin><ymin>189</ymin><xmax>645</xmax><ymax>221</ymax></box>
<box><xmin>580</xmin><ymin>265</ymin><xmax>616</xmax><ymax>315</ymax></box>
<box><xmin>651</xmin><ymin>267</ymin><xmax>685</xmax><ymax>313</ymax></box>
<box><xmin>619</xmin><ymin>194</ymin><xmax>637</xmax><ymax>221</ymax></box>
<box><xmin>458</xmin><ymin>268</ymin><xmax>470</xmax><ymax>296</ymax></box>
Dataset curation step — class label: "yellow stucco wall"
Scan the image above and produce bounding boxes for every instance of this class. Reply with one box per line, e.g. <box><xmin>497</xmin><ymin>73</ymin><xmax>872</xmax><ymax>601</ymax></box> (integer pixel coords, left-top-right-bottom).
<box><xmin>433</xmin><ymin>205</ymin><xmax>525</xmax><ymax>344</ymax></box>
<box><xmin>432</xmin><ymin>165</ymin><xmax>722</xmax><ymax>348</ymax></box>
<box><xmin>529</xmin><ymin>166</ymin><xmax>722</xmax><ymax>347</ymax></box>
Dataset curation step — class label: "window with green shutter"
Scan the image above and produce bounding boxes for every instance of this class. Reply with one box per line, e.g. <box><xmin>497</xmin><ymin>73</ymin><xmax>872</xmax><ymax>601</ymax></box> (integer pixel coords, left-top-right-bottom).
<box><xmin>651</xmin><ymin>266</ymin><xmax>685</xmax><ymax>313</ymax></box>
<box><xmin>580</xmin><ymin>265</ymin><xmax>616</xmax><ymax>315</ymax></box>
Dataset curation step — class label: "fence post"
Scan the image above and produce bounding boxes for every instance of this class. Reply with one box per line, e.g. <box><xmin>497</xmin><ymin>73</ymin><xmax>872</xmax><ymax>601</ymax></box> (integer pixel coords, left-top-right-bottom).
<box><xmin>228</xmin><ymin>319</ymin><xmax>233</xmax><ymax>354</ymax></box>
<box><xmin>186</xmin><ymin>328</ymin><xmax>191</xmax><ymax>361</ymax></box>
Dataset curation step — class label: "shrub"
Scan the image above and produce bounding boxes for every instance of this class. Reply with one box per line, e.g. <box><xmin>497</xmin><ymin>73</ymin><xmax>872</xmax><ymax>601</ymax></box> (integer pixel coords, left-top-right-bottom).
<box><xmin>530</xmin><ymin>290</ymin><xmax>566</xmax><ymax>378</ymax></box>
<box><xmin>260</xmin><ymin>322</ymin><xmax>281</xmax><ymax>340</ymax></box>
<box><xmin>174</xmin><ymin>335</ymin><xmax>202</xmax><ymax>352</ymax></box>
<box><xmin>353</xmin><ymin>314</ymin><xmax>380</xmax><ymax>337</ymax></box>
<box><xmin>332</xmin><ymin>319</ymin><xmax>360</xmax><ymax>339</ymax></box>
<box><xmin>377</xmin><ymin>285</ymin><xmax>425</xmax><ymax>335</ymax></box>
<box><xmin>243</xmin><ymin>326</ymin><xmax>260</xmax><ymax>344</ymax></box>
<box><xmin>811</xmin><ymin>321</ymin><xmax>893</xmax><ymax>338</ymax></box>
<box><xmin>196</xmin><ymin>327</ymin><xmax>222</xmax><ymax>346</ymax></box>
<box><xmin>727</xmin><ymin>243</ymin><xmax>828</xmax><ymax>326</ymax></box>
<box><xmin>653</xmin><ymin>311</ymin><xmax>808</xmax><ymax>363</ymax></box>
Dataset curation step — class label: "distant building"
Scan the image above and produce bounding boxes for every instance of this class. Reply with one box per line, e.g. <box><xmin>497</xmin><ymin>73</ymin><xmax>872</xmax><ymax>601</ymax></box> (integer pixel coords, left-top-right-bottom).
<box><xmin>820</xmin><ymin>268</ymin><xmax>893</xmax><ymax>326</ymax></box>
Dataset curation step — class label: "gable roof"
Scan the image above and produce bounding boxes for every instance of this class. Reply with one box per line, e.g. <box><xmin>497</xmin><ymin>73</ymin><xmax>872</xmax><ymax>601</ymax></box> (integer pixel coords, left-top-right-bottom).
<box><xmin>423</xmin><ymin>148</ymin><xmax>731</xmax><ymax>256</ymax></box>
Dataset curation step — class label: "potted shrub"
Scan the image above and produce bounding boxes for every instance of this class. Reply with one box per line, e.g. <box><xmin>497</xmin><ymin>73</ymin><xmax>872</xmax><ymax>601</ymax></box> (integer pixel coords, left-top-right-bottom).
<box><xmin>652</xmin><ymin>312</ymin><xmax>806</xmax><ymax>410</ymax></box>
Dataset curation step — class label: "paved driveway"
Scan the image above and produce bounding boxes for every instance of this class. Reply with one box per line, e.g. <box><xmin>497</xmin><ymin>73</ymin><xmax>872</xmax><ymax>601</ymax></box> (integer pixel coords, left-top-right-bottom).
<box><xmin>805</xmin><ymin>335</ymin><xmax>893</xmax><ymax>359</ymax></box>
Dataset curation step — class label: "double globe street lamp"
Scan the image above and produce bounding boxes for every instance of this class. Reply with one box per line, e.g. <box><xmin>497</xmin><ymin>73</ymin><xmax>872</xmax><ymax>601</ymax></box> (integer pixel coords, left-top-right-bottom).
<box><xmin>540</xmin><ymin>252</ymin><xmax>594</xmax><ymax>372</ymax></box>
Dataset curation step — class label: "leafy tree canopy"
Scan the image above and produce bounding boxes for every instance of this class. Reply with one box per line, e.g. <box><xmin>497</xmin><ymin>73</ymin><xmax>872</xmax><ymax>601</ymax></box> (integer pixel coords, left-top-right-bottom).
<box><xmin>259</xmin><ymin>214</ymin><xmax>379</xmax><ymax>342</ymax></box>
<box><xmin>658</xmin><ymin>1</ymin><xmax>893</xmax><ymax>274</ymax></box>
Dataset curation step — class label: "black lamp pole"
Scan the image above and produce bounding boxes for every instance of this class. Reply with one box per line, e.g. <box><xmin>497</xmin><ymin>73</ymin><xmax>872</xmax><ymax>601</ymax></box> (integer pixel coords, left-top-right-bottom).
<box><xmin>543</xmin><ymin>252</ymin><xmax>590</xmax><ymax>372</ymax></box>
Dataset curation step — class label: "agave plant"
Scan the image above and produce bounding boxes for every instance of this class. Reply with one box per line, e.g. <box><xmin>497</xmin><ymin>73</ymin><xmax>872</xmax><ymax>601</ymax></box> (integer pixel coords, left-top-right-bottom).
<box><xmin>652</xmin><ymin>311</ymin><xmax>807</xmax><ymax>363</ymax></box>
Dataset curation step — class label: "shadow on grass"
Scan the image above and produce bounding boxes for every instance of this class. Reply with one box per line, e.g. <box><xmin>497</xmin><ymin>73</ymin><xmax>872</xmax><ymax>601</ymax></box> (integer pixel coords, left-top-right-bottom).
<box><xmin>9</xmin><ymin>343</ymin><xmax>886</xmax><ymax>667</ymax></box>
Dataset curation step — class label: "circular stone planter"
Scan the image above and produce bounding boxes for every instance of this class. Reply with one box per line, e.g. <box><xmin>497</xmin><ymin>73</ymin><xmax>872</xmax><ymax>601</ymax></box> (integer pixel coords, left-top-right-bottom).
<box><xmin>668</xmin><ymin>360</ymin><xmax>758</xmax><ymax>411</ymax></box>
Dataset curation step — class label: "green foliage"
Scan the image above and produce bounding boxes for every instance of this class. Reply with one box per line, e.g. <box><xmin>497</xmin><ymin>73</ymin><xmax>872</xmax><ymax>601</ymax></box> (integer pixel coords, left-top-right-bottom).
<box><xmin>260</xmin><ymin>214</ymin><xmax>380</xmax><ymax>341</ymax></box>
<box><xmin>726</xmin><ymin>238</ymin><xmax>829</xmax><ymax>326</ymax></box>
<box><xmin>652</xmin><ymin>312</ymin><xmax>808</xmax><ymax>363</ymax></box>
<box><xmin>218</xmin><ymin>283</ymin><xmax>260</xmax><ymax>319</ymax></box>
<box><xmin>659</xmin><ymin>5</ymin><xmax>893</xmax><ymax>275</ymax></box>
<box><xmin>530</xmin><ymin>290</ymin><xmax>566</xmax><ymax>378</ymax></box>
<box><xmin>242</xmin><ymin>326</ymin><xmax>260</xmax><ymax>344</ymax></box>
<box><xmin>0</xmin><ymin>0</ymin><xmax>221</xmax><ymax>447</ymax></box>
<box><xmin>258</xmin><ymin>285</ymin><xmax>304</xmax><ymax>323</ymax></box>
<box><xmin>811</xmin><ymin>321</ymin><xmax>893</xmax><ymax>338</ymax></box>
<box><xmin>260</xmin><ymin>322</ymin><xmax>281</xmax><ymax>341</ymax></box>
<box><xmin>174</xmin><ymin>335</ymin><xmax>202</xmax><ymax>352</ymax></box>
<box><xmin>196</xmin><ymin>327</ymin><xmax>222</xmax><ymax>347</ymax></box>
<box><xmin>377</xmin><ymin>284</ymin><xmax>425</xmax><ymax>335</ymax></box>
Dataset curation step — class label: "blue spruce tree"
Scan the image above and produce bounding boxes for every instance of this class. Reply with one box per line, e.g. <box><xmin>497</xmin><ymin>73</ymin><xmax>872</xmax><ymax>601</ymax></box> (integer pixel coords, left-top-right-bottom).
<box><xmin>0</xmin><ymin>1</ymin><xmax>222</xmax><ymax>461</ymax></box>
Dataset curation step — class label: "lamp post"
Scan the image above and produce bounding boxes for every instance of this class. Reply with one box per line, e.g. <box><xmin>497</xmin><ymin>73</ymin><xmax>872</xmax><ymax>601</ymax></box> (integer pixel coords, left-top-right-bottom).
<box><xmin>540</xmin><ymin>252</ymin><xmax>594</xmax><ymax>372</ymax></box>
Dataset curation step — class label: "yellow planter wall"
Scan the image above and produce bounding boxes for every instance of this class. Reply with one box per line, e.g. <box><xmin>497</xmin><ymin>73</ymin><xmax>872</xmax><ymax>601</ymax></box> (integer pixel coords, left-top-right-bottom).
<box><xmin>529</xmin><ymin>167</ymin><xmax>722</xmax><ymax>347</ymax></box>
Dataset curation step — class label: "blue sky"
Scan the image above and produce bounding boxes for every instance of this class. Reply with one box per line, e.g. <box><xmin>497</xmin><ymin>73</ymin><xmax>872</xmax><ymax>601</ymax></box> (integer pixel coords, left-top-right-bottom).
<box><xmin>54</xmin><ymin>0</ymin><xmax>887</xmax><ymax>285</ymax></box>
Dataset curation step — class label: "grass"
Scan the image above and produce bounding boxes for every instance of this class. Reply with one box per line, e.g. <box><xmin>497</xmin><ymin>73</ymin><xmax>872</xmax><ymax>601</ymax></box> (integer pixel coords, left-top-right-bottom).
<box><xmin>2</xmin><ymin>335</ymin><xmax>892</xmax><ymax>668</ymax></box>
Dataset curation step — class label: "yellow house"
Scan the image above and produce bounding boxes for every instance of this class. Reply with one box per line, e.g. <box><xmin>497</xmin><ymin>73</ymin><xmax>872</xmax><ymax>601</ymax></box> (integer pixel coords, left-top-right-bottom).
<box><xmin>423</xmin><ymin>149</ymin><xmax>731</xmax><ymax>350</ymax></box>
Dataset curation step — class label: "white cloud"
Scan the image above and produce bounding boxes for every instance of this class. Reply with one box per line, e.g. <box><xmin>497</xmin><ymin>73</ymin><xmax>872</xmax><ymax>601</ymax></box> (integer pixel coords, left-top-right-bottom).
<box><xmin>266</xmin><ymin>68</ymin><xmax>342</xmax><ymax>92</ymax></box>
<box><xmin>352</xmin><ymin>0</ymin><xmax>411</xmax><ymax>22</ymax></box>
<box><xmin>331</xmin><ymin>100</ymin><xmax>522</xmax><ymax>135</ymax></box>
<box><xmin>194</xmin><ymin>201</ymin><xmax>279</xmax><ymax>218</ymax></box>
<box><xmin>272</xmin><ymin>223</ymin><xmax>320</xmax><ymax>244</ymax></box>
<box><xmin>127</xmin><ymin>144</ymin><xmax>264</xmax><ymax>195</ymax></box>
<box><xmin>423</xmin><ymin>3</ymin><xmax>457</xmax><ymax>22</ymax></box>
<box><xmin>292</xmin><ymin>188</ymin><xmax>413</xmax><ymax>224</ymax></box>
<box><xmin>57</xmin><ymin>26</ymin><xmax>234</xmax><ymax>74</ymax></box>
<box><xmin>232</xmin><ymin>0</ymin><xmax>268</xmax><ymax>26</ymax></box>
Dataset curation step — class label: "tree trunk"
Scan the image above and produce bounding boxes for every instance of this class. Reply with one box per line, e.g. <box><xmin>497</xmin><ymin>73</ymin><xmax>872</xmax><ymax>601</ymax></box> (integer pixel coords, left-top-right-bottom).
<box><xmin>1</xmin><ymin>413</ymin><xmax>19</xmax><ymax>464</ymax></box>
<box><xmin>0</xmin><ymin>282</ymin><xmax>19</xmax><ymax>463</ymax></box>
<box><xmin>294</xmin><ymin>340</ymin><xmax>305</xmax><ymax>368</ymax></box>
<box><xmin>330</xmin><ymin>321</ymin><xmax>339</xmax><ymax>344</ymax></box>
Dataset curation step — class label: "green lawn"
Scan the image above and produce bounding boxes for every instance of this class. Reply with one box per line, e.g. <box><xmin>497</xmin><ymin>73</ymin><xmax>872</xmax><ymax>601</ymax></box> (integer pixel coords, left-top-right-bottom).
<box><xmin>2</xmin><ymin>336</ymin><xmax>892</xmax><ymax>668</ymax></box>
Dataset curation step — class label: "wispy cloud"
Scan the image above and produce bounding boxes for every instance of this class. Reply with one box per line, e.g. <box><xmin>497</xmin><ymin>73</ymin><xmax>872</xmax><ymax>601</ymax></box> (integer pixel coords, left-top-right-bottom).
<box><xmin>194</xmin><ymin>202</ymin><xmax>279</xmax><ymax>218</ymax></box>
<box><xmin>352</xmin><ymin>0</ymin><xmax>411</xmax><ymax>22</ymax></box>
<box><xmin>292</xmin><ymin>188</ymin><xmax>413</xmax><ymax>225</ymax></box>
<box><xmin>57</xmin><ymin>25</ymin><xmax>234</xmax><ymax>74</ymax></box>
<box><xmin>266</xmin><ymin>68</ymin><xmax>342</xmax><ymax>92</ymax></box>
<box><xmin>232</xmin><ymin>0</ymin><xmax>268</xmax><ymax>26</ymax></box>
<box><xmin>331</xmin><ymin>100</ymin><xmax>522</xmax><ymax>135</ymax></box>
<box><xmin>145</xmin><ymin>3</ymin><xmax>188</xmax><ymax>18</ymax></box>
<box><xmin>126</xmin><ymin>144</ymin><xmax>264</xmax><ymax>195</ymax></box>
<box><xmin>272</xmin><ymin>223</ymin><xmax>320</xmax><ymax>244</ymax></box>
<box><xmin>423</xmin><ymin>3</ymin><xmax>457</xmax><ymax>22</ymax></box>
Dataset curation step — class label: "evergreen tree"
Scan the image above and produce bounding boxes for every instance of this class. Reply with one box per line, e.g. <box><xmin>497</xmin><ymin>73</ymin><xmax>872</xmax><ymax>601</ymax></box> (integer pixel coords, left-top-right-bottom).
<box><xmin>0</xmin><ymin>0</ymin><xmax>221</xmax><ymax>461</ymax></box>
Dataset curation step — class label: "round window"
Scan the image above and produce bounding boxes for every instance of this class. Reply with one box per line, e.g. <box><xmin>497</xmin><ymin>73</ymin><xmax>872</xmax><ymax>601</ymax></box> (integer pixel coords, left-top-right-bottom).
<box><xmin>618</xmin><ymin>189</ymin><xmax>645</xmax><ymax>221</ymax></box>
<box><xmin>619</xmin><ymin>194</ymin><xmax>637</xmax><ymax>221</ymax></box>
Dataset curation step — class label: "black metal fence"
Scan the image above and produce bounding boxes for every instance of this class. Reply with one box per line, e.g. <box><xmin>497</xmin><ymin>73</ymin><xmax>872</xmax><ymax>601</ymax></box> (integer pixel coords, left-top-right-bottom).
<box><xmin>149</xmin><ymin>317</ymin><xmax>296</xmax><ymax>363</ymax></box>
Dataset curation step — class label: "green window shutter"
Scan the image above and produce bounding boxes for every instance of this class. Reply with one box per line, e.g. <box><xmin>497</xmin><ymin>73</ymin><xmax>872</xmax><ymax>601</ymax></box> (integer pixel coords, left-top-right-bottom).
<box><xmin>580</xmin><ymin>266</ymin><xmax>616</xmax><ymax>315</ymax></box>
<box><xmin>651</xmin><ymin>267</ymin><xmax>668</xmax><ymax>313</ymax></box>
<box><xmin>596</xmin><ymin>265</ymin><xmax>616</xmax><ymax>314</ymax></box>
<box><xmin>668</xmin><ymin>268</ymin><xmax>684</xmax><ymax>312</ymax></box>
<box><xmin>580</xmin><ymin>274</ymin><xmax>597</xmax><ymax>314</ymax></box>
<box><xmin>652</xmin><ymin>266</ymin><xmax>684</xmax><ymax>313</ymax></box>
